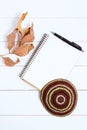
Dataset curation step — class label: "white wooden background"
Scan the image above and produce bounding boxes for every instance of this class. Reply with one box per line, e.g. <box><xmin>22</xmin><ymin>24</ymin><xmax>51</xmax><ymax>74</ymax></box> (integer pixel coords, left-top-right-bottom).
<box><xmin>0</xmin><ymin>0</ymin><xmax>87</xmax><ymax>129</ymax></box>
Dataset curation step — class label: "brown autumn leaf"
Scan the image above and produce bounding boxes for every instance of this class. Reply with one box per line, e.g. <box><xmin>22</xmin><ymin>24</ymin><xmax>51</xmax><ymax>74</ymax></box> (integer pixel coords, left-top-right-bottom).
<box><xmin>7</xmin><ymin>29</ymin><xmax>17</xmax><ymax>51</ymax></box>
<box><xmin>3</xmin><ymin>57</ymin><xmax>20</xmax><ymax>67</ymax></box>
<box><xmin>7</xmin><ymin>12</ymin><xmax>28</xmax><ymax>53</ymax></box>
<box><xmin>20</xmin><ymin>23</ymin><xmax>35</xmax><ymax>45</ymax></box>
<box><xmin>4</xmin><ymin>12</ymin><xmax>35</xmax><ymax>67</ymax></box>
<box><xmin>17</xmin><ymin>12</ymin><xmax>28</xmax><ymax>35</ymax></box>
<box><xmin>13</xmin><ymin>43</ymin><xmax>34</xmax><ymax>56</ymax></box>
<box><xmin>7</xmin><ymin>29</ymin><xmax>22</xmax><ymax>53</ymax></box>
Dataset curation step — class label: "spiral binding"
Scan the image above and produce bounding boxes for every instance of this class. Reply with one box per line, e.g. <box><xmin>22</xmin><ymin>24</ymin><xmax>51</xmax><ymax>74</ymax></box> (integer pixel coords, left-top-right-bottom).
<box><xmin>19</xmin><ymin>33</ymin><xmax>49</xmax><ymax>79</ymax></box>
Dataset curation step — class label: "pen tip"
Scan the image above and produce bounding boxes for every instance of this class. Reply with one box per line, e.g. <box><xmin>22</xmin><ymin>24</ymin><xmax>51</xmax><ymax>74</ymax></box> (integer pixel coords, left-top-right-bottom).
<box><xmin>51</xmin><ymin>31</ymin><xmax>54</xmax><ymax>34</ymax></box>
<box><xmin>82</xmin><ymin>49</ymin><xmax>84</xmax><ymax>52</ymax></box>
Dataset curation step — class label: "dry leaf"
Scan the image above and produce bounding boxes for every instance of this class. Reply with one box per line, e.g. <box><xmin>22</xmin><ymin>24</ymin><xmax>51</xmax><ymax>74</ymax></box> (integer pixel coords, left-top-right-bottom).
<box><xmin>20</xmin><ymin>23</ymin><xmax>35</xmax><ymax>45</ymax></box>
<box><xmin>13</xmin><ymin>43</ymin><xmax>34</xmax><ymax>56</ymax></box>
<box><xmin>3</xmin><ymin>57</ymin><xmax>20</xmax><ymax>66</ymax></box>
<box><xmin>7</xmin><ymin>29</ymin><xmax>22</xmax><ymax>53</ymax></box>
<box><xmin>4</xmin><ymin>12</ymin><xmax>35</xmax><ymax>67</ymax></box>
<box><xmin>17</xmin><ymin>12</ymin><xmax>28</xmax><ymax>35</ymax></box>
<box><xmin>7</xmin><ymin>12</ymin><xmax>28</xmax><ymax>53</ymax></box>
<box><xmin>7</xmin><ymin>29</ymin><xmax>17</xmax><ymax>50</ymax></box>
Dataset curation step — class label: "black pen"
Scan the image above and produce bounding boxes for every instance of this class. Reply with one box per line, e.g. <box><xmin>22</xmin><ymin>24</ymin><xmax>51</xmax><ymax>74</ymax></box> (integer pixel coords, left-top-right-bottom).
<box><xmin>51</xmin><ymin>32</ymin><xmax>84</xmax><ymax>52</ymax></box>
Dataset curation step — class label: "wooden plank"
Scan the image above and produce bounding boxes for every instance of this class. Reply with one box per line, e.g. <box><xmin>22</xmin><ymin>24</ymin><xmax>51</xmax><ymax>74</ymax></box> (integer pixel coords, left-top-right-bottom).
<box><xmin>0</xmin><ymin>18</ymin><xmax>87</xmax><ymax>41</ymax></box>
<box><xmin>0</xmin><ymin>0</ymin><xmax>87</xmax><ymax>18</ymax></box>
<box><xmin>0</xmin><ymin>91</ymin><xmax>86</xmax><ymax>115</ymax></box>
<box><xmin>0</xmin><ymin>115</ymin><xmax>87</xmax><ymax>130</ymax></box>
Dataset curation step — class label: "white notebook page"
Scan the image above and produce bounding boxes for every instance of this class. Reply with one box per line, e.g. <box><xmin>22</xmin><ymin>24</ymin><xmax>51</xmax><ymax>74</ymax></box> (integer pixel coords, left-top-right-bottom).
<box><xmin>23</xmin><ymin>33</ymin><xmax>80</xmax><ymax>89</ymax></box>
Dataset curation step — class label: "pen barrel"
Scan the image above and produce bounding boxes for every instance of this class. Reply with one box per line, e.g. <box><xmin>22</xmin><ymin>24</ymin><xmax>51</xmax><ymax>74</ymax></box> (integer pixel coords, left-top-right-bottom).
<box><xmin>70</xmin><ymin>42</ymin><xmax>82</xmax><ymax>51</ymax></box>
<box><xmin>59</xmin><ymin>36</ymin><xmax>82</xmax><ymax>51</ymax></box>
<box><xmin>52</xmin><ymin>32</ymin><xmax>83</xmax><ymax>51</ymax></box>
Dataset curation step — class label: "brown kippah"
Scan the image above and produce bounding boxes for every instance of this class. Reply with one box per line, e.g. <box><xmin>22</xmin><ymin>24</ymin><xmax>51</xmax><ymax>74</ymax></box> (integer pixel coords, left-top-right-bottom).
<box><xmin>40</xmin><ymin>79</ymin><xmax>78</xmax><ymax>117</ymax></box>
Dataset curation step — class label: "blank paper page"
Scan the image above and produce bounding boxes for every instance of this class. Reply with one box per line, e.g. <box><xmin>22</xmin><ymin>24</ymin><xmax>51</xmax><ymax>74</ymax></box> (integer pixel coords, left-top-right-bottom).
<box><xmin>23</xmin><ymin>34</ymin><xmax>80</xmax><ymax>89</ymax></box>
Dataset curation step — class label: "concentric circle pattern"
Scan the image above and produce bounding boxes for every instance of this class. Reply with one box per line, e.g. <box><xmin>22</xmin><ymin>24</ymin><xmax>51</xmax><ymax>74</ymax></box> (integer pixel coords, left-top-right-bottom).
<box><xmin>40</xmin><ymin>79</ymin><xmax>78</xmax><ymax>116</ymax></box>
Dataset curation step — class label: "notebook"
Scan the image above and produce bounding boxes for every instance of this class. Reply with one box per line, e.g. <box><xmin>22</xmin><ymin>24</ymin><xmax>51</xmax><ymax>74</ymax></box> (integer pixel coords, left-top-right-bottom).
<box><xmin>19</xmin><ymin>33</ymin><xmax>81</xmax><ymax>89</ymax></box>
